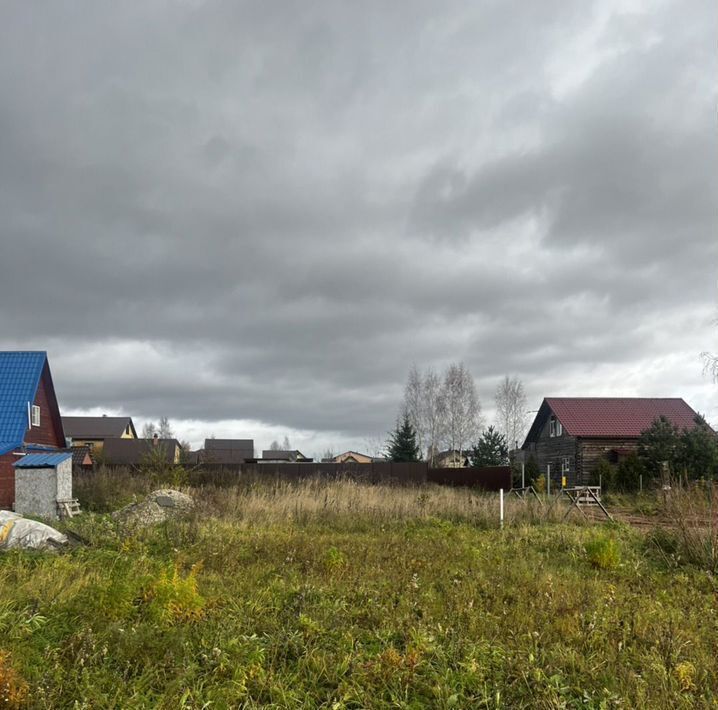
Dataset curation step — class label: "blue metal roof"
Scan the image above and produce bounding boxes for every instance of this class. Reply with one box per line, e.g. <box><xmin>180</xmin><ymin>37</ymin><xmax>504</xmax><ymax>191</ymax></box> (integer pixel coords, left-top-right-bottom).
<box><xmin>13</xmin><ymin>451</ymin><xmax>72</xmax><ymax>468</ymax></box>
<box><xmin>0</xmin><ymin>352</ymin><xmax>48</xmax><ymax>456</ymax></box>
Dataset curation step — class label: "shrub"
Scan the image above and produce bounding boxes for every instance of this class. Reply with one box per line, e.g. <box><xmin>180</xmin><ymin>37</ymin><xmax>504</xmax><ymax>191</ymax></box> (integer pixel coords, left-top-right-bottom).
<box><xmin>534</xmin><ymin>474</ymin><xmax>546</xmax><ymax>494</ymax></box>
<box><xmin>591</xmin><ymin>459</ymin><xmax>616</xmax><ymax>492</ymax></box>
<box><xmin>142</xmin><ymin>563</ymin><xmax>205</xmax><ymax>624</ymax></box>
<box><xmin>585</xmin><ymin>536</ymin><xmax>620</xmax><ymax>570</ymax></box>
<box><xmin>615</xmin><ymin>453</ymin><xmax>645</xmax><ymax>492</ymax></box>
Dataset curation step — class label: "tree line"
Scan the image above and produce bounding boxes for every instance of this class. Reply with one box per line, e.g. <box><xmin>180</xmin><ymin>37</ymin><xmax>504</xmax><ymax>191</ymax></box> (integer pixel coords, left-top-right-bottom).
<box><xmin>386</xmin><ymin>364</ymin><xmax>529</xmax><ymax>465</ymax></box>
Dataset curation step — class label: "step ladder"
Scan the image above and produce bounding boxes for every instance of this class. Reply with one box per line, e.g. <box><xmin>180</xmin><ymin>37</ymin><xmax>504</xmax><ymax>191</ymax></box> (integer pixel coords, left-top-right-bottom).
<box><xmin>57</xmin><ymin>499</ymin><xmax>81</xmax><ymax>519</ymax></box>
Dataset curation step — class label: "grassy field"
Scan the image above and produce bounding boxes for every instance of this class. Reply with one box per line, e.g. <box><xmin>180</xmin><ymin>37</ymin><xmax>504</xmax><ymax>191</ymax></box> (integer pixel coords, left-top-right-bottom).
<box><xmin>2</xmin><ymin>476</ymin><xmax>718</xmax><ymax>708</ymax></box>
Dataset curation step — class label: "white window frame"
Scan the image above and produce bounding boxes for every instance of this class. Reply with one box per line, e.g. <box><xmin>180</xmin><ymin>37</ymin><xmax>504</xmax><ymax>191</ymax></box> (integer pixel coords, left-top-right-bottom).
<box><xmin>31</xmin><ymin>405</ymin><xmax>41</xmax><ymax>427</ymax></box>
<box><xmin>549</xmin><ymin>416</ymin><xmax>562</xmax><ymax>437</ymax></box>
<box><xmin>561</xmin><ymin>457</ymin><xmax>570</xmax><ymax>474</ymax></box>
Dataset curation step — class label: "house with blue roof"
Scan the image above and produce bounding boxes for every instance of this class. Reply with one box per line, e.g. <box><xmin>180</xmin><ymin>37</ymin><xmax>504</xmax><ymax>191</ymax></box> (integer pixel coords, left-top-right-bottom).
<box><xmin>0</xmin><ymin>351</ymin><xmax>66</xmax><ymax>510</ymax></box>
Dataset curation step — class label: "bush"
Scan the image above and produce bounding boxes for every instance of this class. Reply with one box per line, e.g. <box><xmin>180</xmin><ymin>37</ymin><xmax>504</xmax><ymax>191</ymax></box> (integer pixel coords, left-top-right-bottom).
<box><xmin>615</xmin><ymin>453</ymin><xmax>645</xmax><ymax>492</ymax></box>
<box><xmin>585</xmin><ymin>536</ymin><xmax>621</xmax><ymax>570</ymax></box>
<box><xmin>591</xmin><ymin>459</ymin><xmax>616</xmax><ymax>492</ymax></box>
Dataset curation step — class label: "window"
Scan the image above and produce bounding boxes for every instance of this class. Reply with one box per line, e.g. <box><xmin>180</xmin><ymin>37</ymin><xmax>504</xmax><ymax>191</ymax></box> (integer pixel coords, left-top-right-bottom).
<box><xmin>549</xmin><ymin>416</ymin><xmax>562</xmax><ymax>437</ymax></box>
<box><xmin>31</xmin><ymin>405</ymin><xmax>40</xmax><ymax>427</ymax></box>
<box><xmin>561</xmin><ymin>457</ymin><xmax>570</xmax><ymax>474</ymax></box>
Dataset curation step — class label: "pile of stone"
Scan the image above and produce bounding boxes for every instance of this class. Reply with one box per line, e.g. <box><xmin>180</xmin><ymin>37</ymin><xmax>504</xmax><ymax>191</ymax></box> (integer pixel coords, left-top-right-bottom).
<box><xmin>112</xmin><ymin>489</ymin><xmax>195</xmax><ymax>529</ymax></box>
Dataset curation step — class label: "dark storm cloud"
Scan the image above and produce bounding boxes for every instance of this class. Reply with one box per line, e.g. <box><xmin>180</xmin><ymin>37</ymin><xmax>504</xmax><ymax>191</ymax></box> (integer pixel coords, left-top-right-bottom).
<box><xmin>0</xmin><ymin>0</ymin><xmax>716</xmax><ymax>445</ymax></box>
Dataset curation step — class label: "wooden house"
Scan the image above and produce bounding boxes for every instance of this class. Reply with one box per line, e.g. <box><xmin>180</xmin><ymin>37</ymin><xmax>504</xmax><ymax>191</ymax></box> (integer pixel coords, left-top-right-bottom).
<box><xmin>521</xmin><ymin>397</ymin><xmax>702</xmax><ymax>488</ymax></box>
<box><xmin>0</xmin><ymin>352</ymin><xmax>67</xmax><ymax>510</ymax></box>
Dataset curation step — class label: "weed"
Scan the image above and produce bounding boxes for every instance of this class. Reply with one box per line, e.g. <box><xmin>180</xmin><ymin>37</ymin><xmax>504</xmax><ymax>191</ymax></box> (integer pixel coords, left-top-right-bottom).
<box><xmin>142</xmin><ymin>562</ymin><xmax>205</xmax><ymax>624</ymax></box>
<box><xmin>585</xmin><ymin>535</ymin><xmax>621</xmax><ymax>570</ymax></box>
<box><xmin>0</xmin><ymin>650</ymin><xmax>28</xmax><ymax>709</ymax></box>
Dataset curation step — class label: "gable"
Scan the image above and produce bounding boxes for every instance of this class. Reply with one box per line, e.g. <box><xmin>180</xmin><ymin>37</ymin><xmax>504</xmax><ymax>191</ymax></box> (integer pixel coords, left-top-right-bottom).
<box><xmin>523</xmin><ymin>397</ymin><xmax>701</xmax><ymax>446</ymax></box>
<box><xmin>0</xmin><ymin>351</ymin><xmax>64</xmax><ymax>455</ymax></box>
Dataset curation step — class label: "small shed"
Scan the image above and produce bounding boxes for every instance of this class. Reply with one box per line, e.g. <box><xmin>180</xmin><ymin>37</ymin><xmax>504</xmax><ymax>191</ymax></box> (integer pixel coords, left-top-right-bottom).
<box><xmin>13</xmin><ymin>452</ymin><xmax>74</xmax><ymax>520</ymax></box>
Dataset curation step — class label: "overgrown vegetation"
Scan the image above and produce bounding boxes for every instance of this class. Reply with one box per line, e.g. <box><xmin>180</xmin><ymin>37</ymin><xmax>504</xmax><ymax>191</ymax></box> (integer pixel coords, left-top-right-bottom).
<box><xmin>2</xmin><ymin>476</ymin><xmax>718</xmax><ymax>707</ymax></box>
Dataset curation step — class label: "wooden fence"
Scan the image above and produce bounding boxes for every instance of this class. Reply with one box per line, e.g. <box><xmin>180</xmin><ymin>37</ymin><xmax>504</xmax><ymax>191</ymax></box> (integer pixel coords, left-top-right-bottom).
<box><xmin>164</xmin><ymin>461</ymin><xmax>511</xmax><ymax>491</ymax></box>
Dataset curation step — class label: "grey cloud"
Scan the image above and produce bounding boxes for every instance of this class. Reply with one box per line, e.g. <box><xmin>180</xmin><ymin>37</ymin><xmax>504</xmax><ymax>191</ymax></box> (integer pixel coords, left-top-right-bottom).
<box><xmin>0</xmin><ymin>0</ymin><xmax>716</xmax><ymax>441</ymax></box>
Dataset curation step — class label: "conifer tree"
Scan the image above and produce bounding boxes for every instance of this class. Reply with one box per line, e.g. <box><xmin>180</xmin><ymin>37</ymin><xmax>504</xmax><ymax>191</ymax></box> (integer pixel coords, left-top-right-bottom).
<box><xmin>469</xmin><ymin>426</ymin><xmax>509</xmax><ymax>467</ymax></box>
<box><xmin>387</xmin><ymin>413</ymin><xmax>421</xmax><ymax>462</ymax></box>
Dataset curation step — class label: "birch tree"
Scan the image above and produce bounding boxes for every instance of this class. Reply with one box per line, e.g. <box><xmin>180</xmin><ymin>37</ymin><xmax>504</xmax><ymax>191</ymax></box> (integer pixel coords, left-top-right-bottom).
<box><xmin>495</xmin><ymin>375</ymin><xmax>529</xmax><ymax>450</ymax></box>
<box><xmin>403</xmin><ymin>364</ymin><xmax>424</xmax><ymax>457</ymax></box>
<box><xmin>441</xmin><ymin>362</ymin><xmax>480</xmax><ymax>454</ymax></box>
<box><xmin>422</xmin><ymin>367</ymin><xmax>445</xmax><ymax>464</ymax></box>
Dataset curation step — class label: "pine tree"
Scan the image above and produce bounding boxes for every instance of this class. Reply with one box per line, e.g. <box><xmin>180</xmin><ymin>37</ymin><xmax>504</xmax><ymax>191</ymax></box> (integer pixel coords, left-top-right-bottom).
<box><xmin>387</xmin><ymin>413</ymin><xmax>421</xmax><ymax>462</ymax></box>
<box><xmin>469</xmin><ymin>426</ymin><xmax>509</xmax><ymax>467</ymax></box>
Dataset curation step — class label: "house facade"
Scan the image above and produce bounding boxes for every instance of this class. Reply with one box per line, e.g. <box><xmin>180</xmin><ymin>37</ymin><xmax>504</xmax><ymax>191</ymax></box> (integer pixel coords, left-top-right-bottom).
<box><xmin>0</xmin><ymin>352</ymin><xmax>67</xmax><ymax>510</ymax></box>
<box><xmin>62</xmin><ymin>415</ymin><xmax>136</xmax><ymax>452</ymax></box>
<box><xmin>102</xmin><ymin>436</ymin><xmax>182</xmax><ymax>466</ymax></box>
<box><xmin>522</xmin><ymin>397</ymin><xmax>702</xmax><ymax>488</ymax></box>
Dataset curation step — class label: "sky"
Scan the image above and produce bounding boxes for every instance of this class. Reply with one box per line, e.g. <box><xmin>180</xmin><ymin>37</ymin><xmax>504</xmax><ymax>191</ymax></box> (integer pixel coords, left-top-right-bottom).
<box><xmin>1</xmin><ymin>0</ymin><xmax>716</xmax><ymax>457</ymax></box>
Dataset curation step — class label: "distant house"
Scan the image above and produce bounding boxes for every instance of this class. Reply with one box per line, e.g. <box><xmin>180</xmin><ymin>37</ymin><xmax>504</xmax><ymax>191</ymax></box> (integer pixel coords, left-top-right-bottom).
<box><xmin>259</xmin><ymin>449</ymin><xmax>312</xmax><ymax>463</ymax></box>
<box><xmin>522</xmin><ymin>397</ymin><xmax>703</xmax><ymax>488</ymax></box>
<box><xmin>102</xmin><ymin>436</ymin><xmax>182</xmax><ymax>467</ymax></box>
<box><xmin>71</xmin><ymin>446</ymin><xmax>94</xmax><ymax>471</ymax></box>
<box><xmin>331</xmin><ymin>451</ymin><xmax>373</xmax><ymax>464</ymax></box>
<box><xmin>62</xmin><ymin>415</ymin><xmax>137</xmax><ymax>452</ymax></box>
<box><xmin>434</xmin><ymin>450</ymin><xmax>469</xmax><ymax>468</ymax></box>
<box><xmin>0</xmin><ymin>351</ymin><xmax>67</xmax><ymax>510</ymax></box>
<box><xmin>197</xmin><ymin>439</ymin><xmax>254</xmax><ymax>464</ymax></box>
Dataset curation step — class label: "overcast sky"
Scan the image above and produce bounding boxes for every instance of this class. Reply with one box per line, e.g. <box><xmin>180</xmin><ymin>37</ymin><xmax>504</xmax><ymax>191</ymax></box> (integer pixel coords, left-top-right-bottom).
<box><xmin>1</xmin><ymin>0</ymin><xmax>716</xmax><ymax>456</ymax></box>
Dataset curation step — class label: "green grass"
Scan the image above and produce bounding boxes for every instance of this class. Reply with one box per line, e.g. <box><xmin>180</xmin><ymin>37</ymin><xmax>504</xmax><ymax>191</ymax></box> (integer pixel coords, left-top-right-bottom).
<box><xmin>1</xmin><ymin>481</ymin><xmax>717</xmax><ymax>708</ymax></box>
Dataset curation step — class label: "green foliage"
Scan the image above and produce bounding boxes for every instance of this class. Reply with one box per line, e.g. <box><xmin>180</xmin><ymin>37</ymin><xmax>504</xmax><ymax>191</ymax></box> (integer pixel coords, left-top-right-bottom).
<box><xmin>678</xmin><ymin>415</ymin><xmax>718</xmax><ymax>479</ymax></box>
<box><xmin>386</xmin><ymin>413</ymin><xmax>421</xmax><ymax>462</ymax></box>
<box><xmin>638</xmin><ymin>416</ymin><xmax>682</xmax><ymax>478</ymax></box>
<box><xmin>469</xmin><ymin>426</ymin><xmax>509</xmax><ymax>467</ymax></box>
<box><xmin>585</xmin><ymin>535</ymin><xmax>621</xmax><ymax>570</ymax></box>
<box><xmin>638</xmin><ymin>415</ymin><xmax>718</xmax><ymax>482</ymax></box>
<box><xmin>615</xmin><ymin>453</ymin><xmax>646</xmax><ymax>492</ymax></box>
<box><xmin>591</xmin><ymin>459</ymin><xmax>616</xmax><ymax>491</ymax></box>
<box><xmin>142</xmin><ymin>562</ymin><xmax>205</xmax><ymax>624</ymax></box>
<box><xmin>525</xmin><ymin>454</ymin><xmax>540</xmax><ymax>485</ymax></box>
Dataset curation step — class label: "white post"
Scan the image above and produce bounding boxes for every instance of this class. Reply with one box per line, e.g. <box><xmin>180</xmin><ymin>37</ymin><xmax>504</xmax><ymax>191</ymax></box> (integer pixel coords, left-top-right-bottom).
<box><xmin>521</xmin><ymin>462</ymin><xmax>525</xmax><ymax>489</ymax></box>
<box><xmin>499</xmin><ymin>488</ymin><xmax>504</xmax><ymax>529</ymax></box>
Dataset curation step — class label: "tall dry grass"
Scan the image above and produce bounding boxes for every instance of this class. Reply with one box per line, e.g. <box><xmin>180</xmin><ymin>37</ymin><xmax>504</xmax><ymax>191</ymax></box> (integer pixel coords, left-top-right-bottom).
<box><xmin>655</xmin><ymin>481</ymin><xmax>718</xmax><ymax>572</ymax></box>
<box><xmin>76</xmin><ymin>467</ymin><xmax>583</xmax><ymax>529</ymax></box>
<box><xmin>194</xmin><ymin>477</ymin><xmax>546</xmax><ymax>528</ymax></box>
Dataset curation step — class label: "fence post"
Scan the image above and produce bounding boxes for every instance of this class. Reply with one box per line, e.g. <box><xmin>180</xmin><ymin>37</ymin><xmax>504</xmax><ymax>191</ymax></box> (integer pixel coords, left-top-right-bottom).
<box><xmin>639</xmin><ymin>474</ymin><xmax>643</xmax><ymax>493</ymax></box>
<box><xmin>547</xmin><ymin>464</ymin><xmax>551</xmax><ymax>496</ymax></box>
<box><xmin>521</xmin><ymin>462</ymin><xmax>525</xmax><ymax>489</ymax></box>
<box><xmin>500</xmin><ymin>488</ymin><xmax>504</xmax><ymax>529</ymax></box>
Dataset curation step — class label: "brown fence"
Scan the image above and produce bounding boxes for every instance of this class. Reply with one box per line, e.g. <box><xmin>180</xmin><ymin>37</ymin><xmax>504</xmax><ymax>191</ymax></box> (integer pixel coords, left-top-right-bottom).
<box><xmin>187</xmin><ymin>461</ymin><xmax>427</xmax><ymax>486</ymax></box>
<box><xmin>428</xmin><ymin>466</ymin><xmax>512</xmax><ymax>491</ymax></box>
<box><xmin>99</xmin><ymin>460</ymin><xmax>511</xmax><ymax>491</ymax></box>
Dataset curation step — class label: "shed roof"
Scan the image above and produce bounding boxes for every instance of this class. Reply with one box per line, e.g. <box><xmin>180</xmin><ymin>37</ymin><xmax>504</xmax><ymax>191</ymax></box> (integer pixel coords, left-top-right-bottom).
<box><xmin>14</xmin><ymin>452</ymin><xmax>73</xmax><ymax>468</ymax></box>
<box><xmin>0</xmin><ymin>352</ymin><xmax>54</xmax><ymax>456</ymax></box>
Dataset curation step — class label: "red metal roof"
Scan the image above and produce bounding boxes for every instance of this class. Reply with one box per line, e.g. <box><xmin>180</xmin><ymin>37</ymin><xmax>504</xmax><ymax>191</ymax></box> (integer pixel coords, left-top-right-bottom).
<box><xmin>546</xmin><ymin>397</ymin><xmax>700</xmax><ymax>438</ymax></box>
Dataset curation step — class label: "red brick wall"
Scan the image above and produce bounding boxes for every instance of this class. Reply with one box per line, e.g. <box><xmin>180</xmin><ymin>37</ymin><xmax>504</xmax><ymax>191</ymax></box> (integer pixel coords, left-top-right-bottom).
<box><xmin>0</xmin><ymin>452</ymin><xmax>16</xmax><ymax>509</ymax></box>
